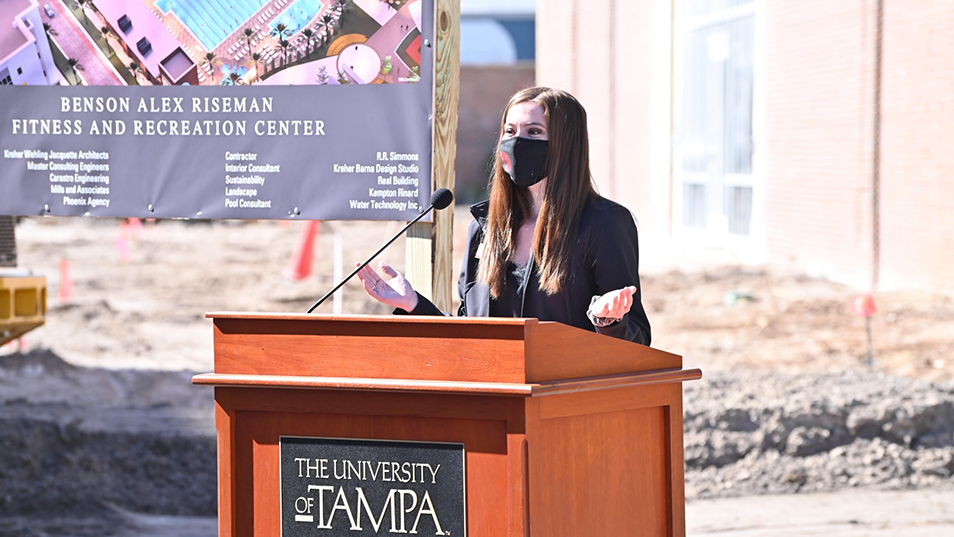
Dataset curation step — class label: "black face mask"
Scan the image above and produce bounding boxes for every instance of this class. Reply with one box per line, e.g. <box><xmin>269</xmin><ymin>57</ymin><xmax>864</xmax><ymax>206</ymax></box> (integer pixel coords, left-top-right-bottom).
<box><xmin>499</xmin><ymin>136</ymin><xmax>549</xmax><ymax>187</ymax></box>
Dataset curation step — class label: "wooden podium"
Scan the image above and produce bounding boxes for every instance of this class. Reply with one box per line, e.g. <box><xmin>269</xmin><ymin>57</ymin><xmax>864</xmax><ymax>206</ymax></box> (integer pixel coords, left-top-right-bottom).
<box><xmin>193</xmin><ymin>313</ymin><xmax>701</xmax><ymax>537</ymax></box>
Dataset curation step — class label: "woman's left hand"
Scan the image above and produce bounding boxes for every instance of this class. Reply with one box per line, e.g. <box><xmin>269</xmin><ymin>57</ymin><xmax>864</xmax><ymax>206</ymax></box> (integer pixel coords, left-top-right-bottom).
<box><xmin>356</xmin><ymin>262</ymin><xmax>419</xmax><ymax>312</ymax></box>
<box><xmin>589</xmin><ymin>285</ymin><xmax>638</xmax><ymax>322</ymax></box>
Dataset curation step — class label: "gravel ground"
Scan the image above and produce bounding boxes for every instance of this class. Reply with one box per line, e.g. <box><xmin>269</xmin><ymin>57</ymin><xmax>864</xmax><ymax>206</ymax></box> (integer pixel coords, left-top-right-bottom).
<box><xmin>0</xmin><ymin>349</ymin><xmax>216</xmax><ymax>523</ymax></box>
<box><xmin>684</xmin><ymin>370</ymin><xmax>954</xmax><ymax>499</ymax></box>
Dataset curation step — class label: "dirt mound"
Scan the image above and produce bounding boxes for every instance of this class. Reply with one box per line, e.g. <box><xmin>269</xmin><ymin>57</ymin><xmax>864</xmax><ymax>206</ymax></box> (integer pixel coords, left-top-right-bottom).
<box><xmin>684</xmin><ymin>370</ymin><xmax>954</xmax><ymax>498</ymax></box>
<box><xmin>0</xmin><ymin>349</ymin><xmax>216</xmax><ymax>521</ymax></box>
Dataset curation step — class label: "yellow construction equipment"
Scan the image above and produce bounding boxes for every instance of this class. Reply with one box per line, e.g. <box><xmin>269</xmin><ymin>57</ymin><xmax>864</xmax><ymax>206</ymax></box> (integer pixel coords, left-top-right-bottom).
<box><xmin>0</xmin><ymin>274</ymin><xmax>46</xmax><ymax>347</ymax></box>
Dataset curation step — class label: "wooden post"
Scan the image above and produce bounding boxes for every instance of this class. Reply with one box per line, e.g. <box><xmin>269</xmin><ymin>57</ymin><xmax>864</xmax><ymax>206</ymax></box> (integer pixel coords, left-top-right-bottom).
<box><xmin>405</xmin><ymin>0</ymin><xmax>460</xmax><ymax>312</ymax></box>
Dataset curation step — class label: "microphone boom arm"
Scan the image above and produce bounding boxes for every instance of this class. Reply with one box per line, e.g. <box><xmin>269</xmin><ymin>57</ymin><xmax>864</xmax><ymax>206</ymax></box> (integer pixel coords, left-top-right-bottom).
<box><xmin>305</xmin><ymin>199</ymin><xmax>444</xmax><ymax>313</ymax></box>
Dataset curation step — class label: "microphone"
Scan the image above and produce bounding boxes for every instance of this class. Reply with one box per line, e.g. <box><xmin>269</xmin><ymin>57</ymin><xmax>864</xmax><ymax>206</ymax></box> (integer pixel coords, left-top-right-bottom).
<box><xmin>306</xmin><ymin>188</ymin><xmax>454</xmax><ymax>313</ymax></box>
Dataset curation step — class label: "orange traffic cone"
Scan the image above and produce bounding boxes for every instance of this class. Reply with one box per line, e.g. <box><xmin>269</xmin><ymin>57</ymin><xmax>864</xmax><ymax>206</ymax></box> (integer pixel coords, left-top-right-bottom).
<box><xmin>283</xmin><ymin>220</ymin><xmax>320</xmax><ymax>280</ymax></box>
<box><xmin>116</xmin><ymin>222</ymin><xmax>131</xmax><ymax>263</ymax></box>
<box><xmin>59</xmin><ymin>258</ymin><xmax>74</xmax><ymax>303</ymax></box>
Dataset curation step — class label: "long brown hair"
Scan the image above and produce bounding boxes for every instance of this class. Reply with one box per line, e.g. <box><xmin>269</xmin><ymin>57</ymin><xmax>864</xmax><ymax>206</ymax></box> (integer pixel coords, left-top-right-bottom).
<box><xmin>478</xmin><ymin>87</ymin><xmax>597</xmax><ymax>297</ymax></box>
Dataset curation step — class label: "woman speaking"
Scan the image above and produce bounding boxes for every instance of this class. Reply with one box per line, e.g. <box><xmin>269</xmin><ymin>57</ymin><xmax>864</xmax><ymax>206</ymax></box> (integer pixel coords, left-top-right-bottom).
<box><xmin>358</xmin><ymin>87</ymin><xmax>651</xmax><ymax>345</ymax></box>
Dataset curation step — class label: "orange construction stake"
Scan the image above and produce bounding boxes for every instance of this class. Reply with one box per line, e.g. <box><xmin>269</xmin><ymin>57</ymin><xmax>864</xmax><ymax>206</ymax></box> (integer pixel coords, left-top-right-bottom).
<box><xmin>59</xmin><ymin>258</ymin><xmax>73</xmax><ymax>303</ymax></box>
<box><xmin>283</xmin><ymin>220</ymin><xmax>321</xmax><ymax>281</ymax></box>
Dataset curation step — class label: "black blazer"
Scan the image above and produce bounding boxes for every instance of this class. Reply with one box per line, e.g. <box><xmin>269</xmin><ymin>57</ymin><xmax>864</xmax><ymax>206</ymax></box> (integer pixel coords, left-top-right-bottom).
<box><xmin>398</xmin><ymin>194</ymin><xmax>652</xmax><ymax>345</ymax></box>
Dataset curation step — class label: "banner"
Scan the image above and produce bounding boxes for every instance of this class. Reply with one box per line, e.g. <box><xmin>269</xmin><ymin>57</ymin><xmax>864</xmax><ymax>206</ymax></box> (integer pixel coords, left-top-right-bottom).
<box><xmin>0</xmin><ymin>0</ymin><xmax>434</xmax><ymax>221</ymax></box>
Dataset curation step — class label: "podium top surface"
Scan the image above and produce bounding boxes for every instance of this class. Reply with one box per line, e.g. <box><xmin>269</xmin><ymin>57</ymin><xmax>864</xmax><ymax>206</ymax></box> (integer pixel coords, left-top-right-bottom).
<box><xmin>205</xmin><ymin>313</ymin><xmax>682</xmax><ymax>385</ymax></box>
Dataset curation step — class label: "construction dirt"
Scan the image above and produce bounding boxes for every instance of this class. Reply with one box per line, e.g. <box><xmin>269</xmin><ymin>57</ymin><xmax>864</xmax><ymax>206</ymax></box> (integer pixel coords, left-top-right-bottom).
<box><xmin>1</xmin><ymin>214</ymin><xmax>953</xmax><ymax>536</ymax></box>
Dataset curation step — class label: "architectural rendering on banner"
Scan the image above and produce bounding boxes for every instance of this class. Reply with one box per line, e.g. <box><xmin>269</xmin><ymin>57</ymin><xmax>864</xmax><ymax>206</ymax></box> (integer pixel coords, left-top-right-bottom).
<box><xmin>1</xmin><ymin>0</ymin><xmax>423</xmax><ymax>87</ymax></box>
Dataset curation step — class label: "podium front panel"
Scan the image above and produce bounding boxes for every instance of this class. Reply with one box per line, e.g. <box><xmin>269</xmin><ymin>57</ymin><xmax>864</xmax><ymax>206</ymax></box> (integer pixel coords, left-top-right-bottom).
<box><xmin>216</xmin><ymin>387</ymin><xmax>528</xmax><ymax>537</ymax></box>
<box><xmin>525</xmin><ymin>382</ymin><xmax>687</xmax><ymax>536</ymax></box>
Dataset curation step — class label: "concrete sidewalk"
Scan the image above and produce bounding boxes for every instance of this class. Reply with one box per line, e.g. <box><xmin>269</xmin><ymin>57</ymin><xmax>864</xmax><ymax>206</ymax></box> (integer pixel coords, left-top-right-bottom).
<box><xmin>687</xmin><ymin>488</ymin><xmax>954</xmax><ymax>536</ymax></box>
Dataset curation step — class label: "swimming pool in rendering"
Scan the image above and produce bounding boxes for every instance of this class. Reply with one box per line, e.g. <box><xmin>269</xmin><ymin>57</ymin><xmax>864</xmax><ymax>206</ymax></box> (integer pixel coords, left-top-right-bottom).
<box><xmin>155</xmin><ymin>0</ymin><xmax>269</xmax><ymax>50</ymax></box>
<box><xmin>271</xmin><ymin>0</ymin><xmax>323</xmax><ymax>36</ymax></box>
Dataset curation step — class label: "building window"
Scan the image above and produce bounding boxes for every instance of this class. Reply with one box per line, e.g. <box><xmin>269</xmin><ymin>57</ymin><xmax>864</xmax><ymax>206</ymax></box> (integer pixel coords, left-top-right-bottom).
<box><xmin>676</xmin><ymin>0</ymin><xmax>755</xmax><ymax>236</ymax></box>
<box><xmin>1</xmin><ymin>76</ymin><xmax>12</xmax><ymax>85</ymax></box>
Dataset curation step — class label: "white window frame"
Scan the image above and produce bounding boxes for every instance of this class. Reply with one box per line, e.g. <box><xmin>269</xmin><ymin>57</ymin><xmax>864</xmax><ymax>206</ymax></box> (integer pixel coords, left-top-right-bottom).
<box><xmin>672</xmin><ymin>0</ymin><xmax>764</xmax><ymax>249</ymax></box>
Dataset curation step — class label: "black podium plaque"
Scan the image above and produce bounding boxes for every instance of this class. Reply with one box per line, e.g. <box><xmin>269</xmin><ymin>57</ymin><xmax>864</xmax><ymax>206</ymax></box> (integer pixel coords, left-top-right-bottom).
<box><xmin>279</xmin><ymin>437</ymin><xmax>466</xmax><ymax>537</ymax></box>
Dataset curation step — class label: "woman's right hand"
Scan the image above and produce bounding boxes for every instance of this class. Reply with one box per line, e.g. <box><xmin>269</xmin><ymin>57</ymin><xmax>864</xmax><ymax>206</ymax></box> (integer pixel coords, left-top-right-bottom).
<box><xmin>356</xmin><ymin>262</ymin><xmax>419</xmax><ymax>313</ymax></box>
<box><xmin>588</xmin><ymin>285</ymin><xmax>638</xmax><ymax>323</ymax></box>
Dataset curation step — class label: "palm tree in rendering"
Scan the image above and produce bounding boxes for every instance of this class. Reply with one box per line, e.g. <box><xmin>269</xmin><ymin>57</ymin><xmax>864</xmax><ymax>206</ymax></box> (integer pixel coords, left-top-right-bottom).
<box><xmin>204</xmin><ymin>51</ymin><xmax>217</xmax><ymax>83</ymax></box>
<box><xmin>221</xmin><ymin>72</ymin><xmax>245</xmax><ymax>86</ymax></box>
<box><xmin>87</xmin><ymin>0</ymin><xmax>104</xmax><ymax>26</ymax></box>
<box><xmin>67</xmin><ymin>57</ymin><xmax>81</xmax><ymax>84</ymax></box>
<box><xmin>251</xmin><ymin>52</ymin><xmax>263</xmax><ymax>79</ymax></box>
<box><xmin>320</xmin><ymin>14</ymin><xmax>335</xmax><ymax>40</ymax></box>
<box><xmin>128</xmin><ymin>60</ymin><xmax>142</xmax><ymax>84</ymax></box>
<box><xmin>100</xmin><ymin>26</ymin><xmax>115</xmax><ymax>55</ymax></box>
<box><xmin>274</xmin><ymin>37</ymin><xmax>292</xmax><ymax>66</ymax></box>
<box><xmin>76</xmin><ymin>0</ymin><xmax>90</xmax><ymax>27</ymax></box>
<box><xmin>301</xmin><ymin>28</ymin><xmax>314</xmax><ymax>54</ymax></box>
<box><xmin>335</xmin><ymin>0</ymin><xmax>355</xmax><ymax>17</ymax></box>
<box><xmin>331</xmin><ymin>0</ymin><xmax>354</xmax><ymax>17</ymax></box>
<box><xmin>270</xmin><ymin>24</ymin><xmax>292</xmax><ymax>65</ymax></box>
<box><xmin>243</xmin><ymin>27</ymin><xmax>255</xmax><ymax>54</ymax></box>
<box><xmin>312</xmin><ymin>22</ymin><xmax>325</xmax><ymax>49</ymax></box>
<box><xmin>270</xmin><ymin>22</ymin><xmax>291</xmax><ymax>41</ymax></box>
<box><xmin>43</xmin><ymin>22</ymin><xmax>57</xmax><ymax>37</ymax></box>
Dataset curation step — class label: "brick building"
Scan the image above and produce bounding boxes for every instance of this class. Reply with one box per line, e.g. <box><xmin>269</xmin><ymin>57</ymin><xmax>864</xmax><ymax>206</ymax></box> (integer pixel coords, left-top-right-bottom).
<box><xmin>535</xmin><ymin>0</ymin><xmax>954</xmax><ymax>295</ymax></box>
<box><xmin>455</xmin><ymin>0</ymin><xmax>536</xmax><ymax>204</ymax></box>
